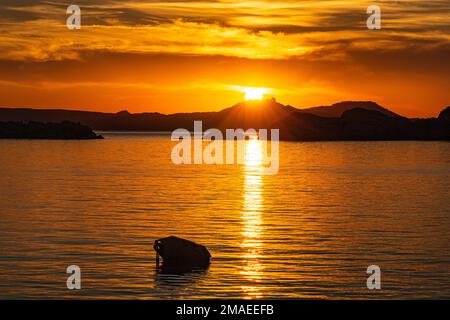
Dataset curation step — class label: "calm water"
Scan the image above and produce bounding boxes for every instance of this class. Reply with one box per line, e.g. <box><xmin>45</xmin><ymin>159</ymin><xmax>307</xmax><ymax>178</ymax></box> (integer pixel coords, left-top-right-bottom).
<box><xmin>0</xmin><ymin>133</ymin><xmax>449</xmax><ymax>299</ymax></box>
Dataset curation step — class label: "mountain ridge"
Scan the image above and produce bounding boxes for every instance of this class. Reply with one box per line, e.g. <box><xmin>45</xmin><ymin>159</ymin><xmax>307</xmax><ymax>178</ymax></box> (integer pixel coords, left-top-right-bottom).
<box><xmin>298</xmin><ymin>101</ymin><xmax>401</xmax><ymax>118</ymax></box>
<box><xmin>1</xmin><ymin>99</ymin><xmax>449</xmax><ymax>140</ymax></box>
<box><xmin>0</xmin><ymin>99</ymin><xmax>402</xmax><ymax>118</ymax></box>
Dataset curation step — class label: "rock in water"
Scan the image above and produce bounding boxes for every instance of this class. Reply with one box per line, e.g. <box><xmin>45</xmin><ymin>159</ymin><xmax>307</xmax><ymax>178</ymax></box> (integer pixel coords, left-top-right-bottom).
<box><xmin>0</xmin><ymin>121</ymin><xmax>103</xmax><ymax>139</ymax></box>
<box><xmin>153</xmin><ymin>236</ymin><xmax>211</xmax><ymax>267</ymax></box>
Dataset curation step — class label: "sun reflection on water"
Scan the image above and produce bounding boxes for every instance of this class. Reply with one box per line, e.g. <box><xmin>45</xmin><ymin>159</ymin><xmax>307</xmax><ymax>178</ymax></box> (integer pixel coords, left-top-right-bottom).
<box><xmin>240</xmin><ymin>139</ymin><xmax>265</xmax><ymax>298</ymax></box>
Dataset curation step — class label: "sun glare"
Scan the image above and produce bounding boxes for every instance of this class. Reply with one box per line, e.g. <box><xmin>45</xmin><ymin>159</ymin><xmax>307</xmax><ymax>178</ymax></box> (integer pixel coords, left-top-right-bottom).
<box><xmin>244</xmin><ymin>88</ymin><xmax>267</xmax><ymax>101</ymax></box>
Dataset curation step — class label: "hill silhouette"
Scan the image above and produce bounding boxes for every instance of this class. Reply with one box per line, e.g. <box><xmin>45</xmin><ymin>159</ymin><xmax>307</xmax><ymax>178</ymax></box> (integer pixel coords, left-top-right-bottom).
<box><xmin>299</xmin><ymin>101</ymin><xmax>400</xmax><ymax>118</ymax></box>
<box><xmin>0</xmin><ymin>99</ymin><xmax>449</xmax><ymax>141</ymax></box>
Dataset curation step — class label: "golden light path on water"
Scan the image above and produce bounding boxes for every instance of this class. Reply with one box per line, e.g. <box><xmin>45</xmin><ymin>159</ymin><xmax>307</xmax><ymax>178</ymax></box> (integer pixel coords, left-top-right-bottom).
<box><xmin>241</xmin><ymin>139</ymin><xmax>265</xmax><ymax>298</ymax></box>
<box><xmin>1</xmin><ymin>136</ymin><xmax>450</xmax><ymax>299</ymax></box>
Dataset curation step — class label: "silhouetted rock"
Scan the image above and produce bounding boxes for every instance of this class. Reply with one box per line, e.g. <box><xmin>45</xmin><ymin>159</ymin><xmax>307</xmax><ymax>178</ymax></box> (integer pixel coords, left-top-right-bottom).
<box><xmin>153</xmin><ymin>236</ymin><xmax>211</xmax><ymax>268</ymax></box>
<box><xmin>0</xmin><ymin>121</ymin><xmax>103</xmax><ymax>139</ymax></box>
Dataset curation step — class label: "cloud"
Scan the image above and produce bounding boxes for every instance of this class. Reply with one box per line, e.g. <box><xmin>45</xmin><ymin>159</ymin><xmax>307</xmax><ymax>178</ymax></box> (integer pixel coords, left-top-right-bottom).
<box><xmin>0</xmin><ymin>0</ymin><xmax>448</xmax><ymax>61</ymax></box>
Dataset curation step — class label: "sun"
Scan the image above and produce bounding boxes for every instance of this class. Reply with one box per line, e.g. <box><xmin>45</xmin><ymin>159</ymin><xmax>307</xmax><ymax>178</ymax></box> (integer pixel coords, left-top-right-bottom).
<box><xmin>244</xmin><ymin>88</ymin><xmax>267</xmax><ymax>101</ymax></box>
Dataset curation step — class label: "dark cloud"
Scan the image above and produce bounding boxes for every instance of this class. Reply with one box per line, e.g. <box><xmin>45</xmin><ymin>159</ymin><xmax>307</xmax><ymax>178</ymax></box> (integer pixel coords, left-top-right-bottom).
<box><xmin>0</xmin><ymin>7</ymin><xmax>41</xmax><ymax>22</ymax></box>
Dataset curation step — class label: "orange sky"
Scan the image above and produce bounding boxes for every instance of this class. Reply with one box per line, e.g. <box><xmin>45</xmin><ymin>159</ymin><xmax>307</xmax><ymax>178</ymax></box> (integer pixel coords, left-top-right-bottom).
<box><xmin>0</xmin><ymin>0</ymin><xmax>449</xmax><ymax>117</ymax></box>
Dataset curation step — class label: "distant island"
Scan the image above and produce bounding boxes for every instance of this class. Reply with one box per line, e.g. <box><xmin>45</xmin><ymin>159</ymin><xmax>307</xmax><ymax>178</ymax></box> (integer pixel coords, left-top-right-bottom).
<box><xmin>0</xmin><ymin>121</ymin><xmax>103</xmax><ymax>140</ymax></box>
<box><xmin>0</xmin><ymin>100</ymin><xmax>449</xmax><ymax>141</ymax></box>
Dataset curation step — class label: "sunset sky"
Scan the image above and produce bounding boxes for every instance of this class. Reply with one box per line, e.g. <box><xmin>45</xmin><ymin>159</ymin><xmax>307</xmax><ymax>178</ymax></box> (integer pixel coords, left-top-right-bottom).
<box><xmin>0</xmin><ymin>0</ymin><xmax>449</xmax><ymax>117</ymax></box>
